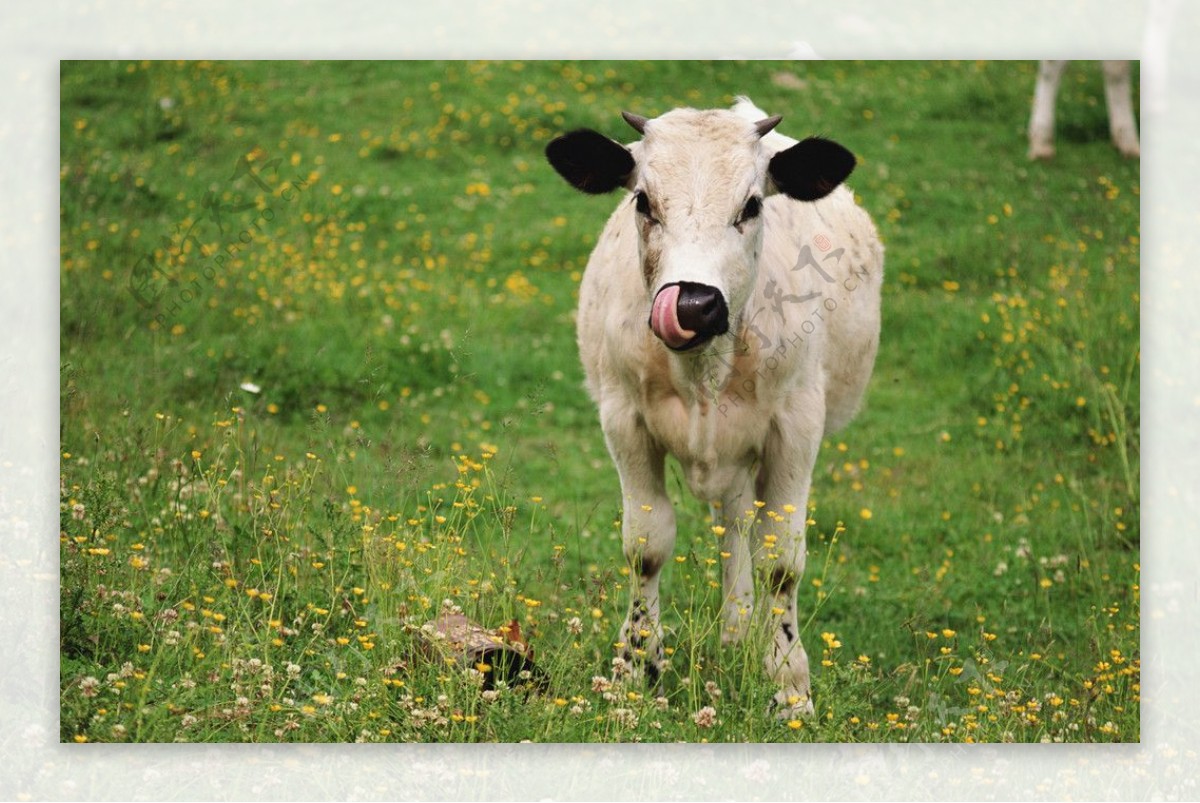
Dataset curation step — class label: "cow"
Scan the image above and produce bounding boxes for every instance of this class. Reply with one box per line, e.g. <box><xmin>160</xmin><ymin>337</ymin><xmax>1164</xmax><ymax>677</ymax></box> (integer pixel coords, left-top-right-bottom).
<box><xmin>1028</xmin><ymin>60</ymin><xmax>1140</xmax><ymax>160</ymax></box>
<box><xmin>545</xmin><ymin>97</ymin><xmax>883</xmax><ymax>717</ymax></box>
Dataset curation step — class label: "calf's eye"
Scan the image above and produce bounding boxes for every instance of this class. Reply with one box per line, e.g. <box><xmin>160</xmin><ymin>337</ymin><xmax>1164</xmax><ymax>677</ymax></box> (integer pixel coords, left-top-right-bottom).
<box><xmin>738</xmin><ymin>196</ymin><xmax>762</xmax><ymax>225</ymax></box>
<box><xmin>634</xmin><ymin>190</ymin><xmax>656</xmax><ymax>222</ymax></box>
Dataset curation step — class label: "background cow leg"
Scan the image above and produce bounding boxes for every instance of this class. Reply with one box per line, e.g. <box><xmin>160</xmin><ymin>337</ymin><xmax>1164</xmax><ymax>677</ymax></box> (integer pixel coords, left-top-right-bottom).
<box><xmin>756</xmin><ymin>402</ymin><xmax>822</xmax><ymax>717</ymax></box>
<box><xmin>603</xmin><ymin>404</ymin><xmax>674</xmax><ymax>687</ymax></box>
<box><xmin>1102</xmin><ymin>60</ymin><xmax>1140</xmax><ymax>157</ymax></box>
<box><xmin>1028</xmin><ymin>59</ymin><xmax>1068</xmax><ymax>160</ymax></box>
<box><xmin>713</xmin><ymin>483</ymin><xmax>757</xmax><ymax>645</ymax></box>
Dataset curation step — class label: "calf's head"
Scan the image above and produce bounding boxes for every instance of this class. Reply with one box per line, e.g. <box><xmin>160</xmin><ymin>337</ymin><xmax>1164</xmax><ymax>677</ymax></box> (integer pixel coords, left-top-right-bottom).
<box><xmin>546</xmin><ymin>107</ymin><xmax>856</xmax><ymax>352</ymax></box>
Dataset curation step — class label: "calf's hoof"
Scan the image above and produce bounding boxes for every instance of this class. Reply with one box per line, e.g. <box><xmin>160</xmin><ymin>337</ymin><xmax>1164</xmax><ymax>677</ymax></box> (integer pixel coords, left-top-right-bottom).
<box><xmin>612</xmin><ymin>652</ymin><xmax>666</xmax><ymax>691</ymax></box>
<box><xmin>770</xmin><ymin>688</ymin><xmax>815</xmax><ymax>720</ymax></box>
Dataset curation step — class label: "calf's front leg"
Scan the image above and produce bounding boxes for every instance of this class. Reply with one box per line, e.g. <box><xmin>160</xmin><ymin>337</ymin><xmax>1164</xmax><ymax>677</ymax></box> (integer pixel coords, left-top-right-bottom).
<box><xmin>713</xmin><ymin>483</ymin><xmax>758</xmax><ymax>645</ymax></box>
<box><xmin>602</xmin><ymin>401</ymin><xmax>674</xmax><ymax>687</ymax></box>
<box><xmin>756</xmin><ymin>402</ymin><xmax>824</xmax><ymax>717</ymax></box>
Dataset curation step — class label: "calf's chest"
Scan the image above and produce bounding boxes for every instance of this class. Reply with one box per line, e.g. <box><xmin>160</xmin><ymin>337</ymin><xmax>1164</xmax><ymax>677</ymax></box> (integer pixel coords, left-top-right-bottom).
<box><xmin>636</xmin><ymin>356</ymin><xmax>772</xmax><ymax>502</ymax></box>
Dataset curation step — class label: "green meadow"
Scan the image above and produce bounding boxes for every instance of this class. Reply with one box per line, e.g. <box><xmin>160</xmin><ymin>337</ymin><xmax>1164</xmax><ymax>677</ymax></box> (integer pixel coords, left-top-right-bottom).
<box><xmin>59</xmin><ymin>60</ymin><xmax>1139</xmax><ymax>742</ymax></box>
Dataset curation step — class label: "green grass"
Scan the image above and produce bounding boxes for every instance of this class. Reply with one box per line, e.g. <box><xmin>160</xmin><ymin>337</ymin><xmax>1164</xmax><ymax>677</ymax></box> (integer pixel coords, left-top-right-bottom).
<box><xmin>60</xmin><ymin>59</ymin><xmax>1140</xmax><ymax>743</ymax></box>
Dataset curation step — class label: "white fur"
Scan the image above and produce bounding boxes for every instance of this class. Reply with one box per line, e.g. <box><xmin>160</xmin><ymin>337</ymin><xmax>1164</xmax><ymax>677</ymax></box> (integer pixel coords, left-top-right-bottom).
<box><xmin>1028</xmin><ymin>60</ymin><xmax>1140</xmax><ymax>160</ymax></box>
<box><xmin>574</xmin><ymin>100</ymin><xmax>884</xmax><ymax>716</ymax></box>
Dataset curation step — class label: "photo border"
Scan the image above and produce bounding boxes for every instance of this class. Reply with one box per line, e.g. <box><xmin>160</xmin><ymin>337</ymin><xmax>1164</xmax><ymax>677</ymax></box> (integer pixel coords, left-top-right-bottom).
<box><xmin>5</xmin><ymin>0</ymin><xmax>1194</xmax><ymax>798</ymax></box>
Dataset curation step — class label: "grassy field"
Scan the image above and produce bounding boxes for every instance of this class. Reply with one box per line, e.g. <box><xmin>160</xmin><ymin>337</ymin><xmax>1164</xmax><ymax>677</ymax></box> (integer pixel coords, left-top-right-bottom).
<box><xmin>59</xmin><ymin>60</ymin><xmax>1140</xmax><ymax>743</ymax></box>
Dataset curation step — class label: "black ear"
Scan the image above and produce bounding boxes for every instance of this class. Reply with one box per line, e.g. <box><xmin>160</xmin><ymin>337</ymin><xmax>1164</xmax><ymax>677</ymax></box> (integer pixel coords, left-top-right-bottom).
<box><xmin>768</xmin><ymin>137</ymin><xmax>857</xmax><ymax>201</ymax></box>
<box><xmin>545</xmin><ymin>129</ymin><xmax>635</xmax><ymax>195</ymax></box>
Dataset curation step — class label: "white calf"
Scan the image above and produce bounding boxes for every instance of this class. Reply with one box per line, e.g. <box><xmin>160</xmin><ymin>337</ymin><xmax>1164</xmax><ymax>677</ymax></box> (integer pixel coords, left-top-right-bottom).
<box><xmin>546</xmin><ymin>98</ymin><xmax>883</xmax><ymax>716</ymax></box>
<box><xmin>1028</xmin><ymin>60</ymin><xmax>1140</xmax><ymax>160</ymax></box>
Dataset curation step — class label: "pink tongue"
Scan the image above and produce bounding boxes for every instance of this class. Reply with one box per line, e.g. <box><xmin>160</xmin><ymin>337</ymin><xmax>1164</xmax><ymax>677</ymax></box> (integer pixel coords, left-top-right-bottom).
<box><xmin>650</xmin><ymin>285</ymin><xmax>696</xmax><ymax>349</ymax></box>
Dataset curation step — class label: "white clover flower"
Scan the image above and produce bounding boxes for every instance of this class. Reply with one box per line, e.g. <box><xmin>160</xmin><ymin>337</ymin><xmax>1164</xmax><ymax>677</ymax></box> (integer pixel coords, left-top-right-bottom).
<box><xmin>610</xmin><ymin>708</ymin><xmax>639</xmax><ymax>728</ymax></box>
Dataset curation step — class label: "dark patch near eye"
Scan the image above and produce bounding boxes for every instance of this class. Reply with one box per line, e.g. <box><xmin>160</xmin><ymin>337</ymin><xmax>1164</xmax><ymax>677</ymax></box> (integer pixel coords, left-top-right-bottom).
<box><xmin>740</xmin><ymin>196</ymin><xmax>761</xmax><ymax>222</ymax></box>
<box><xmin>734</xmin><ymin>196</ymin><xmax>763</xmax><ymax>233</ymax></box>
<box><xmin>635</xmin><ymin>190</ymin><xmax>652</xmax><ymax>217</ymax></box>
<box><xmin>633</xmin><ymin>189</ymin><xmax>663</xmax><ymax>227</ymax></box>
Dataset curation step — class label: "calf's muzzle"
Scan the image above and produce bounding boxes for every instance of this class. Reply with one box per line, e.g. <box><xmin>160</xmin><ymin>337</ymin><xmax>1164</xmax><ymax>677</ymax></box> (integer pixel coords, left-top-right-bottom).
<box><xmin>649</xmin><ymin>281</ymin><xmax>729</xmax><ymax>351</ymax></box>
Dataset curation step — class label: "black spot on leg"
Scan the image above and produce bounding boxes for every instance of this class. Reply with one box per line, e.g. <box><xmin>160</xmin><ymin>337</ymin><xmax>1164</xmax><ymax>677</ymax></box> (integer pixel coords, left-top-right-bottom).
<box><xmin>628</xmin><ymin>597</ymin><xmax>650</xmax><ymax>650</ymax></box>
<box><xmin>620</xmin><ymin>595</ymin><xmax>665</xmax><ymax>689</ymax></box>
<box><xmin>637</xmin><ymin>554</ymin><xmax>662</xmax><ymax>583</ymax></box>
<box><xmin>782</xmin><ymin>622</ymin><xmax>795</xmax><ymax>643</ymax></box>
<box><xmin>767</xmin><ymin>567</ymin><xmax>796</xmax><ymax>597</ymax></box>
